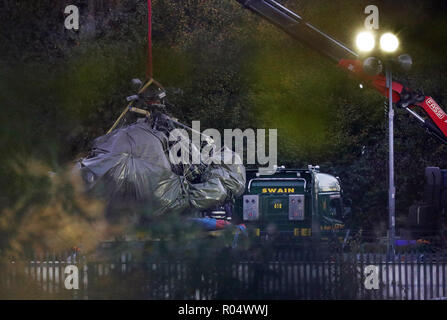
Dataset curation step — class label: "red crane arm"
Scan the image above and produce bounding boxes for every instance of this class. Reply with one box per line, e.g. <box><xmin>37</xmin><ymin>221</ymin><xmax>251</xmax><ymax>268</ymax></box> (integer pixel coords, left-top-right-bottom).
<box><xmin>339</xmin><ymin>59</ymin><xmax>447</xmax><ymax>142</ymax></box>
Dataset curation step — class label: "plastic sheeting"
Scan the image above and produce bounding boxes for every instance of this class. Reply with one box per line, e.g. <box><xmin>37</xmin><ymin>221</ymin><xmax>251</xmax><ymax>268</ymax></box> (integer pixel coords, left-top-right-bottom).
<box><xmin>76</xmin><ymin>119</ymin><xmax>246</xmax><ymax>216</ymax></box>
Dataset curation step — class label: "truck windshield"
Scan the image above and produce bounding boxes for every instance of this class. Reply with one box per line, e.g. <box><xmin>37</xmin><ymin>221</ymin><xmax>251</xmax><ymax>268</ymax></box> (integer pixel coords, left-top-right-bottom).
<box><xmin>329</xmin><ymin>197</ymin><xmax>343</xmax><ymax>219</ymax></box>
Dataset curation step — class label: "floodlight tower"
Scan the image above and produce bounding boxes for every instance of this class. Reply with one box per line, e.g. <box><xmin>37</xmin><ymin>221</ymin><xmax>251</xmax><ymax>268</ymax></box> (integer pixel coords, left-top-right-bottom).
<box><xmin>356</xmin><ymin>30</ymin><xmax>407</xmax><ymax>258</ymax></box>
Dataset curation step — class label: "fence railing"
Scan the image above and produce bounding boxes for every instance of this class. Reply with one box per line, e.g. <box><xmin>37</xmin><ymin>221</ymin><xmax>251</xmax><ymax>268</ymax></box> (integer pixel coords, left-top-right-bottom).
<box><xmin>1</xmin><ymin>245</ymin><xmax>447</xmax><ymax>300</ymax></box>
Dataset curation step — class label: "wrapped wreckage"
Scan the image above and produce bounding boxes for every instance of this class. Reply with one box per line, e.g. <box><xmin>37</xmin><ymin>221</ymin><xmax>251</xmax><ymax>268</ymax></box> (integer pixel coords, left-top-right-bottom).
<box><xmin>75</xmin><ymin>114</ymin><xmax>246</xmax><ymax>222</ymax></box>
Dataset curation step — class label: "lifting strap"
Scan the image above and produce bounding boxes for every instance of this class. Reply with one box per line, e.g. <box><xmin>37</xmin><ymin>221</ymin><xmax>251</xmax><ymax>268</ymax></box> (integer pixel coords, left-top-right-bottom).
<box><xmin>106</xmin><ymin>79</ymin><xmax>154</xmax><ymax>134</ymax></box>
<box><xmin>106</xmin><ymin>1</ymin><xmax>157</xmax><ymax>134</ymax></box>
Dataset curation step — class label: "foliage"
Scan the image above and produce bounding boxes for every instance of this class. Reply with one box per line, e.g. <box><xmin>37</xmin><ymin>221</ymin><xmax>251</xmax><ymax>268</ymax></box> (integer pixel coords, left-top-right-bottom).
<box><xmin>1</xmin><ymin>0</ymin><xmax>447</xmax><ymax>254</ymax></box>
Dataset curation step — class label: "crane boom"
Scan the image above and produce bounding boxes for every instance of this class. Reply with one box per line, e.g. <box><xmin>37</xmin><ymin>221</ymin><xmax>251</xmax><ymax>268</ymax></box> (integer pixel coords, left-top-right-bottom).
<box><xmin>236</xmin><ymin>0</ymin><xmax>447</xmax><ymax>144</ymax></box>
<box><xmin>236</xmin><ymin>0</ymin><xmax>357</xmax><ymax>61</ymax></box>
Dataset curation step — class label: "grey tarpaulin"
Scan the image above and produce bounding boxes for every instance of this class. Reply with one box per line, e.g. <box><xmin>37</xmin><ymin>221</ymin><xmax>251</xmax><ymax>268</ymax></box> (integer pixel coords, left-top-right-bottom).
<box><xmin>76</xmin><ymin>119</ymin><xmax>246</xmax><ymax>216</ymax></box>
<box><xmin>203</xmin><ymin>146</ymin><xmax>246</xmax><ymax>199</ymax></box>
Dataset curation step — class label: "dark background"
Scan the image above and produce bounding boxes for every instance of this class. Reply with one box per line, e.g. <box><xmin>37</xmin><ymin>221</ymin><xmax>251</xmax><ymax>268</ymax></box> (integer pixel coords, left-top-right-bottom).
<box><xmin>1</xmin><ymin>0</ymin><xmax>447</xmax><ymax>237</ymax></box>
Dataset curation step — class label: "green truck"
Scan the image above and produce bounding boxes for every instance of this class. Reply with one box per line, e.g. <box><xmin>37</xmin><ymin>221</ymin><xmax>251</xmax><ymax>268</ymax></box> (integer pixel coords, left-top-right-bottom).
<box><xmin>232</xmin><ymin>166</ymin><xmax>351</xmax><ymax>244</ymax></box>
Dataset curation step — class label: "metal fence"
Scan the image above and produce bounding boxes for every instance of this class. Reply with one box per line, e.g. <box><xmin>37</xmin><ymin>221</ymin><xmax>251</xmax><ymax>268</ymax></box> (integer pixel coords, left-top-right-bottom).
<box><xmin>1</xmin><ymin>246</ymin><xmax>447</xmax><ymax>300</ymax></box>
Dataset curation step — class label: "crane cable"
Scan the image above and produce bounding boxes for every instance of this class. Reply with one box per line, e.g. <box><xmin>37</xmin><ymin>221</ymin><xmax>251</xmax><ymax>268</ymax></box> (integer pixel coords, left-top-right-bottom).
<box><xmin>146</xmin><ymin>0</ymin><xmax>153</xmax><ymax>79</ymax></box>
<box><xmin>107</xmin><ymin>0</ymin><xmax>155</xmax><ymax>134</ymax></box>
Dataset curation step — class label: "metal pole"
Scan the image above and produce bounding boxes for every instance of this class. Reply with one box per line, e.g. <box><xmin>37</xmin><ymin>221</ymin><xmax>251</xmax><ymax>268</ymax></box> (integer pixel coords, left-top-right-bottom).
<box><xmin>386</xmin><ymin>66</ymin><xmax>396</xmax><ymax>258</ymax></box>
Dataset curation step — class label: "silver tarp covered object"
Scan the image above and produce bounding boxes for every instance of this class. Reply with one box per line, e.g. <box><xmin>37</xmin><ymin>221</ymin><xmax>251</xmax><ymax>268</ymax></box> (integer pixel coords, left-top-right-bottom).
<box><xmin>76</xmin><ymin>120</ymin><xmax>246</xmax><ymax>216</ymax></box>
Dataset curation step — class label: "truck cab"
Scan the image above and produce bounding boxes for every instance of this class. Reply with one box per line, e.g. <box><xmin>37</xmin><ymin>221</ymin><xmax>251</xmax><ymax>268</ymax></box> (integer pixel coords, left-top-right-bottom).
<box><xmin>234</xmin><ymin>166</ymin><xmax>349</xmax><ymax>243</ymax></box>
